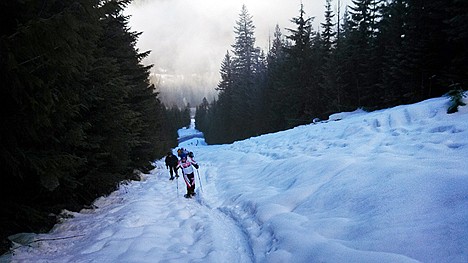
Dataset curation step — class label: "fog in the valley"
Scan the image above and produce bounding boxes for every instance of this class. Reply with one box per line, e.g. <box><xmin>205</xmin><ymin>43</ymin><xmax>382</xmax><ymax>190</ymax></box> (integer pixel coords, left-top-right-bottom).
<box><xmin>125</xmin><ymin>0</ymin><xmax>351</xmax><ymax>108</ymax></box>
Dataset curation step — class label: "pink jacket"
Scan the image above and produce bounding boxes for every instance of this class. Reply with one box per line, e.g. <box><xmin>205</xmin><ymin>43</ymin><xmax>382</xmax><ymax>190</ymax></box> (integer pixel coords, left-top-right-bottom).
<box><xmin>177</xmin><ymin>157</ymin><xmax>197</xmax><ymax>175</ymax></box>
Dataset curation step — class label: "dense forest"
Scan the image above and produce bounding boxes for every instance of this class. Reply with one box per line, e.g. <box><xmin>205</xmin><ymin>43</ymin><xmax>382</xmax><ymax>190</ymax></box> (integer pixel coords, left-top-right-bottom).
<box><xmin>0</xmin><ymin>0</ymin><xmax>190</xmax><ymax>253</ymax></box>
<box><xmin>195</xmin><ymin>0</ymin><xmax>467</xmax><ymax>144</ymax></box>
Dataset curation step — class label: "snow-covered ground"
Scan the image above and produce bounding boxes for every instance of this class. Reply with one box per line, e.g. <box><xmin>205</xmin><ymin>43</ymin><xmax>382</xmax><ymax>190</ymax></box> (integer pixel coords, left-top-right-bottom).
<box><xmin>2</xmin><ymin>96</ymin><xmax>467</xmax><ymax>263</ymax></box>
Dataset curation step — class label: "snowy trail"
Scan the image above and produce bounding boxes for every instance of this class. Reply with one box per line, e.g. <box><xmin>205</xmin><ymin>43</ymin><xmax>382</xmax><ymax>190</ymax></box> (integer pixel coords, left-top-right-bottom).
<box><xmin>151</xmin><ymin>164</ymin><xmax>255</xmax><ymax>263</ymax></box>
<box><xmin>4</xmin><ymin>161</ymin><xmax>254</xmax><ymax>263</ymax></box>
<box><xmin>3</xmin><ymin>96</ymin><xmax>468</xmax><ymax>262</ymax></box>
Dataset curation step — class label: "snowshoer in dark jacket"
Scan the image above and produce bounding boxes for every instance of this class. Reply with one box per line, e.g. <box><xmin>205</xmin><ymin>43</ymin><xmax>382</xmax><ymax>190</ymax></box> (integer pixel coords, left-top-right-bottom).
<box><xmin>177</xmin><ymin>148</ymin><xmax>189</xmax><ymax>158</ymax></box>
<box><xmin>165</xmin><ymin>152</ymin><xmax>179</xmax><ymax>180</ymax></box>
<box><xmin>176</xmin><ymin>153</ymin><xmax>199</xmax><ymax>198</ymax></box>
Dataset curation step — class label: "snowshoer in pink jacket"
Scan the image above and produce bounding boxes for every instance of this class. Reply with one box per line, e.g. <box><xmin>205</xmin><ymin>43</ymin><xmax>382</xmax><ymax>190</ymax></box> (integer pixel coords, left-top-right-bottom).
<box><xmin>176</xmin><ymin>153</ymin><xmax>199</xmax><ymax>198</ymax></box>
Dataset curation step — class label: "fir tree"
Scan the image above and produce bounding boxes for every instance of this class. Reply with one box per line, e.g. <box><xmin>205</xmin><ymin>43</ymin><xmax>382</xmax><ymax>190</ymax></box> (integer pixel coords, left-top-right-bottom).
<box><xmin>230</xmin><ymin>4</ymin><xmax>260</xmax><ymax>138</ymax></box>
<box><xmin>346</xmin><ymin>0</ymin><xmax>384</xmax><ymax>108</ymax></box>
<box><xmin>321</xmin><ymin>0</ymin><xmax>336</xmax><ymax>54</ymax></box>
<box><xmin>265</xmin><ymin>24</ymin><xmax>290</xmax><ymax>131</ymax></box>
<box><xmin>378</xmin><ymin>0</ymin><xmax>408</xmax><ymax>106</ymax></box>
<box><xmin>284</xmin><ymin>3</ymin><xmax>315</xmax><ymax>126</ymax></box>
<box><xmin>0</xmin><ymin>0</ymin><xmax>176</xmax><ymax>251</ymax></box>
<box><xmin>446</xmin><ymin>0</ymin><xmax>468</xmax><ymax>86</ymax></box>
<box><xmin>319</xmin><ymin>0</ymin><xmax>344</xmax><ymax>114</ymax></box>
<box><xmin>195</xmin><ymin>97</ymin><xmax>210</xmax><ymax>132</ymax></box>
<box><xmin>217</xmin><ymin>51</ymin><xmax>234</xmax><ymax>92</ymax></box>
<box><xmin>397</xmin><ymin>0</ymin><xmax>452</xmax><ymax>102</ymax></box>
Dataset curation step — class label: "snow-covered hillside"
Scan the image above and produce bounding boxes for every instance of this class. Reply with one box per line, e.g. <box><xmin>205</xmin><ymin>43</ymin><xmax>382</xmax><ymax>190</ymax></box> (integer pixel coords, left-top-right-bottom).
<box><xmin>2</xmin><ymin>96</ymin><xmax>467</xmax><ymax>263</ymax></box>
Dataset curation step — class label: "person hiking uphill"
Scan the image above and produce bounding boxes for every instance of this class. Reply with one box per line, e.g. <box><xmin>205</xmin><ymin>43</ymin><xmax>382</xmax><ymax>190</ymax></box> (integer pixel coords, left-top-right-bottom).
<box><xmin>177</xmin><ymin>148</ymin><xmax>189</xmax><ymax>158</ymax></box>
<box><xmin>165</xmin><ymin>152</ymin><xmax>179</xmax><ymax>180</ymax></box>
<box><xmin>176</xmin><ymin>153</ymin><xmax>199</xmax><ymax>198</ymax></box>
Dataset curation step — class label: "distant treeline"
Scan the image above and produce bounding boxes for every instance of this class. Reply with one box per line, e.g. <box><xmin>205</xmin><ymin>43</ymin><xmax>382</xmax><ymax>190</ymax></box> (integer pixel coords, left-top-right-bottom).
<box><xmin>0</xmin><ymin>0</ymin><xmax>189</xmax><ymax>252</ymax></box>
<box><xmin>195</xmin><ymin>0</ymin><xmax>467</xmax><ymax>144</ymax></box>
<box><xmin>154</xmin><ymin>76</ymin><xmax>217</xmax><ymax>110</ymax></box>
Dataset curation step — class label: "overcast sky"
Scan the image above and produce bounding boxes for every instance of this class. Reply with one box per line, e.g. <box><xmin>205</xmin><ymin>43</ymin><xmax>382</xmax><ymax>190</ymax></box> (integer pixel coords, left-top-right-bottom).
<box><xmin>124</xmin><ymin>0</ymin><xmax>352</xmax><ymax>104</ymax></box>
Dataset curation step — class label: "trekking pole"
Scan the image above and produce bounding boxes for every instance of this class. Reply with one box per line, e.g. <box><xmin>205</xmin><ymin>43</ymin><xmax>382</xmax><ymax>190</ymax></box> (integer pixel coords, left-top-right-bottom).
<box><xmin>196</xmin><ymin>169</ymin><xmax>203</xmax><ymax>192</ymax></box>
<box><xmin>176</xmin><ymin>175</ymin><xmax>179</xmax><ymax>197</ymax></box>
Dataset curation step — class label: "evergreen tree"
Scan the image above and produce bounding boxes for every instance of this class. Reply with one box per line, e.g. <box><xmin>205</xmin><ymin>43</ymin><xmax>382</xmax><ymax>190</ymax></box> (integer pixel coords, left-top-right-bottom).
<box><xmin>214</xmin><ymin>51</ymin><xmax>235</xmax><ymax>141</ymax></box>
<box><xmin>268</xmin><ymin>25</ymin><xmax>286</xmax><ymax>64</ymax></box>
<box><xmin>230</xmin><ymin>4</ymin><xmax>261</xmax><ymax>138</ymax></box>
<box><xmin>76</xmin><ymin>0</ymin><xmax>144</xmax><ymax>201</ymax></box>
<box><xmin>332</xmin><ymin>6</ymin><xmax>354</xmax><ymax>112</ymax></box>
<box><xmin>446</xmin><ymin>0</ymin><xmax>468</xmax><ymax>86</ymax></box>
<box><xmin>265</xmin><ymin>24</ymin><xmax>289</xmax><ymax>131</ymax></box>
<box><xmin>346</xmin><ymin>0</ymin><xmax>385</xmax><ymax>108</ymax></box>
<box><xmin>200</xmin><ymin>0</ymin><xmax>467</xmax><ymax>148</ymax></box>
<box><xmin>321</xmin><ymin>0</ymin><xmax>336</xmax><ymax>54</ymax></box>
<box><xmin>0</xmin><ymin>0</ymin><xmax>100</xmax><ymax>251</ymax></box>
<box><xmin>217</xmin><ymin>51</ymin><xmax>234</xmax><ymax>92</ymax></box>
<box><xmin>198</xmin><ymin>5</ymin><xmax>267</xmax><ymax>143</ymax></box>
<box><xmin>251</xmin><ymin>48</ymin><xmax>268</xmax><ymax>133</ymax></box>
<box><xmin>195</xmin><ymin>97</ymin><xmax>210</xmax><ymax>132</ymax></box>
<box><xmin>0</xmin><ymin>0</ymin><xmax>177</xmax><ymax>252</ymax></box>
<box><xmin>378</xmin><ymin>0</ymin><xmax>408</xmax><ymax>106</ymax></box>
<box><xmin>319</xmin><ymin>0</ymin><xmax>344</xmax><ymax>114</ymax></box>
<box><xmin>284</xmin><ymin>3</ymin><xmax>315</xmax><ymax>126</ymax></box>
